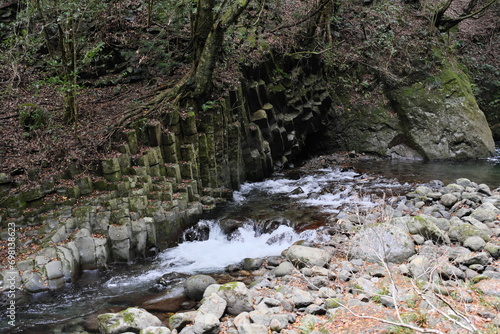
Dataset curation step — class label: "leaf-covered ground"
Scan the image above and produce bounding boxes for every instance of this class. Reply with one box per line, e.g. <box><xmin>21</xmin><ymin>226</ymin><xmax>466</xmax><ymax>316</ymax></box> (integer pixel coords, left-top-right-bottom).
<box><xmin>0</xmin><ymin>0</ymin><xmax>498</xmax><ymax>194</ymax></box>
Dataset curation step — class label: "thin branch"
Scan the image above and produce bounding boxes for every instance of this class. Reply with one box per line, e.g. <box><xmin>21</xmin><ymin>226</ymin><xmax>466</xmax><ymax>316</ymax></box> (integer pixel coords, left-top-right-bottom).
<box><xmin>251</xmin><ymin>0</ymin><xmax>266</xmax><ymax>26</ymax></box>
<box><xmin>434</xmin><ymin>293</ymin><xmax>478</xmax><ymax>332</ymax></box>
<box><xmin>270</xmin><ymin>0</ymin><xmax>331</xmax><ymax>33</ymax></box>
<box><xmin>336</xmin><ymin>300</ymin><xmax>445</xmax><ymax>334</ymax></box>
<box><xmin>412</xmin><ymin>282</ymin><xmax>478</xmax><ymax>333</ymax></box>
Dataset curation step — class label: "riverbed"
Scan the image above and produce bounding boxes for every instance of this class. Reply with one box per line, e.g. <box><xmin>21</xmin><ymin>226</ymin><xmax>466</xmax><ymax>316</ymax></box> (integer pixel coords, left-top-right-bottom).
<box><xmin>2</xmin><ymin>150</ymin><xmax>500</xmax><ymax>333</ymax></box>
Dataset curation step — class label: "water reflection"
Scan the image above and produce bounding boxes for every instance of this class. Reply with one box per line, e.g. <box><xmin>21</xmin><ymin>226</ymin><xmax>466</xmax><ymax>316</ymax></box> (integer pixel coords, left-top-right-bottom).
<box><xmin>353</xmin><ymin>158</ymin><xmax>500</xmax><ymax>188</ymax></box>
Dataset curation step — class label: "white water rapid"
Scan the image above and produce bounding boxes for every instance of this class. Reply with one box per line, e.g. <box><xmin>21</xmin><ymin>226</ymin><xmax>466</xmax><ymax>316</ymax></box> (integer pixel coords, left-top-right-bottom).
<box><xmin>105</xmin><ymin>220</ymin><xmax>320</xmax><ymax>290</ymax></box>
<box><xmin>105</xmin><ymin>167</ymin><xmax>405</xmax><ymax>291</ymax></box>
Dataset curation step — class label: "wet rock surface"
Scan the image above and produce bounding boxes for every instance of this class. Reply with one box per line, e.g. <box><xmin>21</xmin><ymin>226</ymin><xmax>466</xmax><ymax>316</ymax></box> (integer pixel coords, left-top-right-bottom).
<box><xmin>96</xmin><ymin>176</ymin><xmax>500</xmax><ymax>334</ymax></box>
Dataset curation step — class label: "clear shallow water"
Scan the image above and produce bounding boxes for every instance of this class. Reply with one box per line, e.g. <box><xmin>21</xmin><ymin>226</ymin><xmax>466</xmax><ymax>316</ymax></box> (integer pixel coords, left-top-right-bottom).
<box><xmin>2</xmin><ymin>149</ymin><xmax>500</xmax><ymax>333</ymax></box>
<box><xmin>352</xmin><ymin>146</ymin><xmax>500</xmax><ymax>188</ymax></box>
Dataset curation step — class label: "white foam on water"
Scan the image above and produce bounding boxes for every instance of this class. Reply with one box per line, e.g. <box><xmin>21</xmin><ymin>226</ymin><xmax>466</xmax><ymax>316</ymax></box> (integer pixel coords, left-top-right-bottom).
<box><xmin>234</xmin><ymin>168</ymin><xmax>387</xmax><ymax>212</ymax></box>
<box><xmin>105</xmin><ymin>220</ymin><xmax>317</xmax><ymax>290</ymax></box>
<box><xmin>105</xmin><ymin>168</ymin><xmax>403</xmax><ymax>291</ymax></box>
<box><xmin>487</xmin><ymin>146</ymin><xmax>500</xmax><ymax>163</ymax></box>
<box><xmin>236</xmin><ymin>168</ymin><xmax>357</xmax><ymax>197</ymax></box>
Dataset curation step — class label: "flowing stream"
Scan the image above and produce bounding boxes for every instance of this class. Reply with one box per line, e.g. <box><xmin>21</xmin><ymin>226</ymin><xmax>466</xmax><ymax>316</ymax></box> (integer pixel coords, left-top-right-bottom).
<box><xmin>2</xmin><ymin>148</ymin><xmax>500</xmax><ymax>333</ymax></box>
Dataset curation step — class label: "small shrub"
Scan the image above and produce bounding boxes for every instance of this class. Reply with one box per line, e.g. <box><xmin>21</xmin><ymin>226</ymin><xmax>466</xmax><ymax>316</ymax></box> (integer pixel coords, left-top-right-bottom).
<box><xmin>18</xmin><ymin>103</ymin><xmax>47</xmax><ymax>131</ymax></box>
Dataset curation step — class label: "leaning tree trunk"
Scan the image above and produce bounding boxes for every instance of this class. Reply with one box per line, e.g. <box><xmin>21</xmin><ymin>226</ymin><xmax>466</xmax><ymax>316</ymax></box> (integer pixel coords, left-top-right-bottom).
<box><xmin>192</xmin><ymin>23</ymin><xmax>225</xmax><ymax>100</ymax></box>
<box><xmin>433</xmin><ymin>0</ymin><xmax>496</xmax><ymax>32</ymax></box>
<box><xmin>115</xmin><ymin>0</ymin><xmax>250</xmax><ymax>127</ymax></box>
<box><xmin>189</xmin><ymin>0</ymin><xmax>250</xmax><ymax>102</ymax></box>
<box><xmin>193</xmin><ymin>0</ymin><xmax>215</xmax><ymax>66</ymax></box>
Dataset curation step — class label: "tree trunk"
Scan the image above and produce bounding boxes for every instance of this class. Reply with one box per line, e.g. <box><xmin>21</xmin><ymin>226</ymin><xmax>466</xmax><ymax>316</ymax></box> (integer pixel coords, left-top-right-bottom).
<box><xmin>193</xmin><ymin>0</ymin><xmax>215</xmax><ymax>66</ymax></box>
<box><xmin>433</xmin><ymin>0</ymin><xmax>496</xmax><ymax>32</ymax></box>
<box><xmin>192</xmin><ymin>23</ymin><xmax>224</xmax><ymax>100</ymax></box>
<box><xmin>189</xmin><ymin>0</ymin><xmax>250</xmax><ymax>102</ymax></box>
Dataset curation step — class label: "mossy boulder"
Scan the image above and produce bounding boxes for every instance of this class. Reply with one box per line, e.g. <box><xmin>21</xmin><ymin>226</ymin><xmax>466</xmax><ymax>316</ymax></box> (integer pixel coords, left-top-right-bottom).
<box><xmin>402</xmin><ymin>215</ymin><xmax>450</xmax><ymax>244</ymax></box>
<box><xmin>97</xmin><ymin>307</ymin><xmax>162</xmax><ymax>334</ymax></box>
<box><xmin>389</xmin><ymin>62</ymin><xmax>495</xmax><ymax>160</ymax></box>
<box><xmin>102</xmin><ymin>158</ymin><xmax>121</xmax><ymax>174</ymax></box>
<box><xmin>325</xmin><ymin>298</ymin><xmax>344</xmax><ymax>309</ymax></box>
<box><xmin>449</xmin><ymin>224</ymin><xmax>491</xmax><ymax>244</ymax></box>
<box><xmin>0</xmin><ymin>193</ymin><xmax>27</xmax><ymax>213</ymax></box>
<box><xmin>217</xmin><ymin>282</ymin><xmax>253</xmax><ymax>315</ymax></box>
<box><xmin>0</xmin><ymin>173</ymin><xmax>12</xmax><ymax>184</ymax></box>
<box><xmin>21</xmin><ymin>187</ymin><xmax>44</xmax><ymax>202</ymax></box>
<box><xmin>76</xmin><ymin>176</ymin><xmax>93</xmax><ymax>195</ymax></box>
<box><xmin>485</xmin><ymin>242</ymin><xmax>500</xmax><ymax>259</ymax></box>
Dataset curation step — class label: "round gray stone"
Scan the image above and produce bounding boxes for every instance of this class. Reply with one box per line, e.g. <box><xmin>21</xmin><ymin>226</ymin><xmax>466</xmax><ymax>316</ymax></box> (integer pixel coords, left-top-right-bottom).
<box><xmin>273</xmin><ymin>261</ymin><xmax>294</xmax><ymax>277</ymax></box>
<box><xmin>185</xmin><ymin>274</ymin><xmax>217</xmax><ymax>300</ymax></box>
<box><xmin>463</xmin><ymin>236</ymin><xmax>486</xmax><ymax>251</ymax></box>
<box><xmin>349</xmin><ymin>223</ymin><xmax>416</xmax><ymax>264</ymax></box>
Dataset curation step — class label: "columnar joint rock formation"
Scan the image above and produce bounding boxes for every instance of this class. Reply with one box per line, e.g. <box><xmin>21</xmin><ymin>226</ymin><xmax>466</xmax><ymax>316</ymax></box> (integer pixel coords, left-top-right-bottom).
<box><xmin>0</xmin><ymin>64</ymin><xmax>333</xmax><ymax>292</ymax></box>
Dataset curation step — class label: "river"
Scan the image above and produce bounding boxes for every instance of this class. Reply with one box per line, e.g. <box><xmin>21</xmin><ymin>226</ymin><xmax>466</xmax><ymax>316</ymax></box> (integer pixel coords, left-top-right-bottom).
<box><xmin>2</xmin><ymin>148</ymin><xmax>500</xmax><ymax>333</ymax></box>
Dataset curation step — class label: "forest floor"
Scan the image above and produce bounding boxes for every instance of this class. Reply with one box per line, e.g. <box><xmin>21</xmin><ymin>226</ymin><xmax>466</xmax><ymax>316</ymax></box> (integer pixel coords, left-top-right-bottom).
<box><xmin>0</xmin><ymin>65</ymin><xmax>178</xmax><ymax>194</ymax></box>
<box><xmin>0</xmin><ymin>0</ymin><xmax>498</xmax><ymax>194</ymax></box>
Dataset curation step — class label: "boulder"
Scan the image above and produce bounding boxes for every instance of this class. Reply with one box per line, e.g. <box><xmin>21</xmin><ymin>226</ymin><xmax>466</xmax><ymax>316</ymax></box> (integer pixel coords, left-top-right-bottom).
<box><xmin>169</xmin><ymin>311</ymin><xmax>196</xmax><ymax>331</ymax></box>
<box><xmin>233</xmin><ymin>312</ymin><xmax>251</xmax><ymax>332</ymax></box>
<box><xmin>349</xmin><ymin>223</ymin><xmax>415</xmax><ymax>264</ymax></box>
<box><xmin>196</xmin><ymin>293</ymin><xmax>227</xmax><ymax>320</ymax></box>
<box><xmin>478</xmin><ymin>184</ymin><xmax>492</xmax><ymax>196</ymax></box>
<box><xmin>485</xmin><ymin>242</ymin><xmax>500</xmax><ymax>258</ymax></box>
<box><xmin>289</xmin><ymin>288</ymin><xmax>314</xmax><ymax>307</ymax></box>
<box><xmin>192</xmin><ymin>313</ymin><xmax>220</xmax><ymax>334</ymax></box>
<box><xmin>248</xmin><ymin>310</ymin><xmax>271</xmax><ymax>326</ymax></box>
<box><xmin>474</xmin><ymin>278</ymin><xmax>500</xmax><ymax>297</ymax></box>
<box><xmin>449</xmin><ymin>224</ymin><xmax>491</xmax><ymax>244</ymax></box>
<box><xmin>402</xmin><ymin>215</ymin><xmax>449</xmax><ymax>244</ymax></box>
<box><xmin>218</xmin><ymin>218</ymin><xmax>246</xmax><ymax>235</ymax></box>
<box><xmin>470</xmin><ymin>202</ymin><xmax>498</xmax><ymax>223</ymax></box>
<box><xmin>139</xmin><ymin>327</ymin><xmax>171</xmax><ymax>334</ymax></box>
<box><xmin>237</xmin><ymin>323</ymin><xmax>268</xmax><ymax>334</ymax></box>
<box><xmin>269</xmin><ymin>316</ymin><xmax>288</xmax><ymax>331</ymax></box>
<box><xmin>388</xmin><ymin>64</ymin><xmax>495</xmax><ymax>160</ymax></box>
<box><xmin>44</xmin><ymin>260</ymin><xmax>63</xmax><ymax>280</ymax></box>
<box><xmin>22</xmin><ymin>271</ymin><xmax>49</xmax><ymax>293</ymax></box>
<box><xmin>408</xmin><ymin>255</ymin><xmax>431</xmax><ymax>281</ymax></box>
<box><xmin>440</xmin><ymin>193</ymin><xmax>459</xmax><ymax>207</ymax></box>
<box><xmin>437</xmin><ymin>262</ymin><xmax>465</xmax><ymax>280</ymax></box>
<box><xmin>463</xmin><ymin>236</ymin><xmax>486</xmax><ymax>251</ymax></box>
<box><xmin>455</xmin><ymin>252</ymin><xmax>490</xmax><ymax>266</ymax></box>
<box><xmin>242</xmin><ymin>257</ymin><xmax>264</xmax><ymax>271</ymax></box>
<box><xmin>185</xmin><ymin>275</ymin><xmax>217</xmax><ymax>301</ymax></box>
<box><xmin>216</xmin><ymin>282</ymin><xmax>253</xmax><ymax>315</ymax></box>
<box><xmin>98</xmin><ymin>307</ymin><xmax>162</xmax><ymax>334</ymax></box>
<box><xmin>273</xmin><ymin>261</ymin><xmax>295</xmax><ymax>277</ymax></box>
<box><xmin>282</xmin><ymin>245</ymin><xmax>330</xmax><ymax>268</ymax></box>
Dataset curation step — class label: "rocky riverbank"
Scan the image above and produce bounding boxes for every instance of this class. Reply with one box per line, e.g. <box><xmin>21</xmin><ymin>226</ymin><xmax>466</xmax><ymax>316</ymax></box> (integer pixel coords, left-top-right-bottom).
<box><xmin>91</xmin><ymin>177</ymin><xmax>500</xmax><ymax>334</ymax></box>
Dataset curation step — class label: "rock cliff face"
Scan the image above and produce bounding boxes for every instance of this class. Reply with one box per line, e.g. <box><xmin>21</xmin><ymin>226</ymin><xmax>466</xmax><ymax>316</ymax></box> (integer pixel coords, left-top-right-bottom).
<box><xmin>389</xmin><ymin>65</ymin><xmax>495</xmax><ymax>160</ymax></box>
<box><xmin>324</xmin><ymin>61</ymin><xmax>495</xmax><ymax>160</ymax></box>
<box><xmin>0</xmin><ymin>62</ymin><xmax>334</xmax><ymax>292</ymax></box>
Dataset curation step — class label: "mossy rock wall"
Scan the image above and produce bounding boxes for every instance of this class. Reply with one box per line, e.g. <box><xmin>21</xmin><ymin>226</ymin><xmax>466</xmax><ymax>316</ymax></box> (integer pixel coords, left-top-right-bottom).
<box><xmin>389</xmin><ymin>64</ymin><xmax>495</xmax><ymax>160</ymax></box>
<box><xmin>324</xmin><ymin>60</ymin><xmax>495</xmax><ymax>160</ymax></box>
